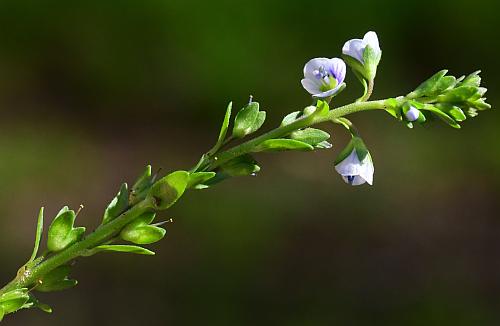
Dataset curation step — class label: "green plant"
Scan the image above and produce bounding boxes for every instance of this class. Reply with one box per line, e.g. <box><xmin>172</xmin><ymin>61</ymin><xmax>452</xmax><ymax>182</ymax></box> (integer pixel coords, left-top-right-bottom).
<box><xmin>0</xmin><ymin>31</ymin><xmax>491</xmax><ymax>321</ymax></box>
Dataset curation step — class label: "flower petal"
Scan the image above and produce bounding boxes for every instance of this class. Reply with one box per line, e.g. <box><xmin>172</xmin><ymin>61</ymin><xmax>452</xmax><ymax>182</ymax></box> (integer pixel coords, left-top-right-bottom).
<box><xmin>342</xmin><ymin>39</ymin><xmax>365</xmax><ymax>63</ymax></box>
<box><xmin>363</xmin><ymin>31</ymin><xmax>380</xmax><ymax>55</ymax></box>
<box><xmin>301</xmin><ymin>78</ymin><xmax>321</xmax><ymax>95</ymax></box>
<box><xmin>405</xmin><ymin>106</ymin><xmax>420</xmax><ymax>121</ymax></box>
<box><xmin>359</xmin><ymin>155</ymin><xmax>374</xmax><ymax>185</ymax></box>
<box><xmin>312</xmin><ymin>84</ymin><xmax>343</xmax><ymax>98</ymax></box>
<box><xmin>303</xmin><ymin>58</ymin><xmax>332</xmax><ymax>81</ymax></box>
<box><xmin>342</xmin><ymin>175</ymin><xmax>367</xmax><ymax>186</ymax></box>
<box><xmin>328</xmin><ymin>58</ymin><xmax>346</xmax><ymax>84</ymax></box>
<box><xmin>334</xmin><ymin>150</ymin><xmax>361</xmax><ymax>175</ymax></box>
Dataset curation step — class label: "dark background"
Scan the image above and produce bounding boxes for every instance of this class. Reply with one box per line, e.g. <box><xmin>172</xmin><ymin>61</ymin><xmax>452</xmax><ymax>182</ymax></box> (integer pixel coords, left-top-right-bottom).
<box><xmin>1</xmin><ymin>0</ymin><xmax>499</xmax><ymax>325</ymax></box>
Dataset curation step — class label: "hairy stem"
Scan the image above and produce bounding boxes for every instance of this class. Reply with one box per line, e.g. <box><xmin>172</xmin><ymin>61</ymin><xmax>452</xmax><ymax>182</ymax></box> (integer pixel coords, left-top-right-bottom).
<box><xmin>205</xmin><ymin>99</ymin><xmax>389</xmax><ymax>170</ymax></box>
<box><xmin>0</xmin><ymin>199</ymin><xmax>153</xmax><ymax>295</ymax></box>
<box><xmin>0</xmin><ymin>97</ymin><xmax>398</xmax><ymax>300</ymax></box>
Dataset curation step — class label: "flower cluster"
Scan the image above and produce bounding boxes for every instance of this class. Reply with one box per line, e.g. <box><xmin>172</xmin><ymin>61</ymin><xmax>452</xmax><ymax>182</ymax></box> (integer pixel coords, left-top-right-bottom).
<box><xmin>300</xmin><ymin>31</ymin><xmax>382</xmax><ymax>186</ymax></box>
<box><xmin>300</xmin><ymin>31</ymin><xmax>489</xmax><ymax>186</ymax></box>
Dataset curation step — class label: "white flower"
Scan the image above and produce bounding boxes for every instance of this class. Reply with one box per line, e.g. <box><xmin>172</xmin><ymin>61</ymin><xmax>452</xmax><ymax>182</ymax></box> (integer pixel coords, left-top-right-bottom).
<box><xmin>342</xmin><ymin>31</ymin><xmax>381</xmax><ymax>64</ymax></box>
<box><xmin>335</xmin><ymin>149</ymin><xmax>374</xmax><ymax>186</ymax></box>
<box><xmin>301</xmin><ymin>57</ymin><xmax>346</xmax><ymax>98</ymax></box>
<box><xmin>405</xmin><ymin>106</ymin><xmax>420</xmax><ymax>121</ymax></box>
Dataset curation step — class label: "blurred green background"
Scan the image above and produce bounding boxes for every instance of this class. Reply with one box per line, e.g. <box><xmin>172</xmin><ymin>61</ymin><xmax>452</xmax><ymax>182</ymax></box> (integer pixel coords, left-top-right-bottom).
<box><xmin>1</xmin><ymin>0</ymin><xmax>499</xmax><ymax>325</ymax></box>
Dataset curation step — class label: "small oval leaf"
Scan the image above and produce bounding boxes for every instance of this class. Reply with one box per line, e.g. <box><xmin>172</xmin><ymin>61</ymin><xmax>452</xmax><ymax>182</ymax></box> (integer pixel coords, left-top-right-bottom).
<box><xmin>252</xmin><ymin>139</ymin><xmax>314</xmax><ymax>152</ymax></box>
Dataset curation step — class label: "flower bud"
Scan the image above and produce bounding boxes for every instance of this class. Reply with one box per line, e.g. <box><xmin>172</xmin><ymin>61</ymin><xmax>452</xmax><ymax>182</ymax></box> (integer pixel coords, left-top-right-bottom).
<box><xmin>342</xmin><ymin>31</ymin><xmax>382</xmax><ymax>81</ymax></box>
<box><xmin>405</xmin><ymin>106</ymin><xmax>420</xmax><ymax>122</ymax></box>
<box><xmin>334</xmin><ymin>137</ymin><xmax>374</xmax><ymax>186</ymax></box>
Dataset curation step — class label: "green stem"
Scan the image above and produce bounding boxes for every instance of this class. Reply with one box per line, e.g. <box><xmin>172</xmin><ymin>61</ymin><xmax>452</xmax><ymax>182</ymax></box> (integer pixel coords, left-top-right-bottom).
<box><xmin>0</xmin><ymin>96</ymin><xmax>400</xmax><ymax>302</ymax></box>
<box><xmin>206</xmin><ymin>99</ymin><xmax>388</xmax><ymax>170</ymax></box>
<box><xmin>0</xmin><ymin>199</ymin><xmax>153</xmax><ymax>296</ymax></box>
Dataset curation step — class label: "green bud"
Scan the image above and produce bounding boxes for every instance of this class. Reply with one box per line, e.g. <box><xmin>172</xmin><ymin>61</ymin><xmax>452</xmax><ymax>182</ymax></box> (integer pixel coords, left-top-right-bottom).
<box><xmin>147</xmin><ymin>171</ymin><xmax>189</xmax><ymax>210</ymax></box>
<box><xmin>47</xmin><ymin>207</ymin><xmax>86</xmax><ymax>252</ymax></box>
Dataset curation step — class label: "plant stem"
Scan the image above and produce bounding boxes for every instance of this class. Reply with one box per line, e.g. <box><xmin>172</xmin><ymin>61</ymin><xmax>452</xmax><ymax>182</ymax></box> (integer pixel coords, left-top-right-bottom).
<box><xmin>0</xmin><ymin>96</ymin><xmax>399</xmax><ymax>300</ymax></box>
<box><xmin>205</xmin><ymin>99</ymin><xmax>389</xmax><ymax>171</ymax></box>
<box><xmin>0</xmin><ymin>199</ymin><xmax>153</xmax><ymax>296</ymax></box>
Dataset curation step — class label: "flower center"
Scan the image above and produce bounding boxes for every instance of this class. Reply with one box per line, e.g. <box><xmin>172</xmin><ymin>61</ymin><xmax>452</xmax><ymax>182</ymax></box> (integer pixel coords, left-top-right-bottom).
<box><xmin>313</xmin><ymin>66</ymin><xmax>338</xmax><ymax>92</ymax></box>
<box><xmin>346</xmin><ymin>175</ymin><xmax>355</xmax><ymax>184</ymax></box>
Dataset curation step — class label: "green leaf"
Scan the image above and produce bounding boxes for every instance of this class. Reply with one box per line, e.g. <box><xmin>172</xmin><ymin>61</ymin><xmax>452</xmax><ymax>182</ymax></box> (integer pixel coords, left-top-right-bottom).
<box><xmin>26</xmin><ymin>294</ymin><xmax>52</xmax><ymax>313</ymax></box>
<box><xmin>130</xmin><ymin>165</ymin><xmax>154</xmax><ymax>204</ymax></box>
<box><xmin>28</xmin><ymin>207</ymin><xmax>44</xmax><ymax>263</ymax></box>
<box><xmin>102</xmin><ymin>183</ymin><xmax>129</xmax><ymax>224</ymax></box>
<box><xmin>458</xmin><ymin>70</ymin><xmax>481</xmax><ymax>87</ymax></box>
<box><xmin>209</xmin><ymin>102</ymin><xmax>232</xmax><ymax>154</ymax></box>
<box><xmin>216</xmin><ymin>154</ymin><xmax>260</xmax><ymax>178</ymax></box>
<box><xmin>94</xmin><ymin>245</ymin><xmax>155</xmax><ymax>255</ymax></box>
<box><xmin>290</xmin><ymin>128</ymin><xmax>330</xmax><ymax>146</ymax></box>
<box><xmin>437</xmin><ymin>86</ymin><xmax>478</xmax><ymax>103</ymax></box>
<box><xmin>281</xmin><ymin>111</ymin><xmax>301</xmax><ymax>126</ymax></box>
<box><xmin>0</xmin><ymin>289</ymin><xmax>30</xmax><ymax>314</ymax></box>
<box><xmin>315</xmin><ymin>141</ymin><xmax>333</xmax><ymax>149</ymax></box>
<box><xmin>232</xmin><ymin>102</ymin><xmax>260</xmax><ymax>138</ymax></box>
<box><xmin>0</xmin><ymin>305</ymin><xmax>4</xmax><ymax>321</ymax></box>
<box><xmin>314</xmin><ymin>100</ymin><xmax>330</xmax><ymax>117</ymax></box>
<box><xmin>435</xmin><ymin>103</ymin><xmax>466</xmax><ymax>122</ymax></box>
<box><xmin>47</xmin><ymin>207</ymin><xmax>85</xmax><ymax>252</ymax></box>
<box><xmin>37</xmin><ymin>265</ymin><xmax>77</xmax><ymax>292</ymax></box>
<box><xmin>120</xmin><ymin>212</ymin><xmax>165</xmax><ymax>245</ymax></box>
<box><xmin>121</xmin><ymin>225</ymin><xmax>166</xmax><ymax>245</ymax></box>
<box><xmin>147</xmin><ymin>171</ymin><xmax>189</xmax><ymax>210</ymax></box>
<box><xmin>434</xmin><ymin>75</ymin><xmax>456</xmax><ymax>94</ymax></box>
<box><xmin>469</xmin><ymin>98</ymin><xmax>491</xmax><ymax>110</ymax></box>
<box><xmin>334</xmin><ymin>136</ymin><xmax>370</xmax><ymax>164</ymax></box>
<box><xmin>410</xmin><ymin>69</ymin><xmax>448</xmax><ymax>98</ymax></box>
<box><xmin>187</xmin><ymin>172</ymin><xmax>216</xmax><ymax>189</ymax></box>
<box><xmin>384</xmin><ymin>98</ymin><xmax>402</xmax><ymax>120</ymax></box>
<box><xmin>253</xmin><ymin>139</ymin><xmax>314</xmax><ymax>152</ymax></box>
<box><xmin>421</xmin><ymin>105</ymin><xmax>461</xmax><ymax>129</ymax></box>
<box><xmin>217</xmin><ymin>102</ymin><xmax>232</xmax><ymax>145</ymax></box>
<box><xmin>248</xmin><ymin>111</ymin><xmax>266</xmax><ymax>134</ymax></box>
